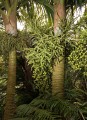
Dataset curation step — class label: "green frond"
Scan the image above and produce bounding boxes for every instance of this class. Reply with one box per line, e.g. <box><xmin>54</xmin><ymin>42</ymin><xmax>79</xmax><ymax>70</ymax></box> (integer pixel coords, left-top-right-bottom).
<box><xmin>29</xmin><ymin>97</ymin><xmax>47</xmax><ymax>108</ymax></box>
<box><xmin>30</xmin><ymin>108</ymin><xmax>55</xmax><ymax>120</ymax></box>
<box><xmin>16</xmin><ymin>97</ymin><xmax>61</xmax><ymax>120</ymax></box>
<box><xmin>14</xmin><ymin>95</ymin><xmax>87</xmax><ymax>120</ymax></box>
<box><xmin>25</xmin><ymin>31</ymin><xmax>65</xmax><ymax>92</ymax></box>
<box><xmin>33</xmin><ymin>0</ymin><xmax>54</xmax><ymax>21</ymax></box>
<box><xmin>44</xmin><ymin>5</ymin><xmax>53</xmax><ymax>24</ymax></box>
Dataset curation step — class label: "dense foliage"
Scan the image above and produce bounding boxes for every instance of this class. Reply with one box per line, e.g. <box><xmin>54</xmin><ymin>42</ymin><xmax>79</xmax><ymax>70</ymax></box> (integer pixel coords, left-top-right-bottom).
<box><xmin>0</xmin><ymin>31</ymin><xmax>34</xmax><ymax>55</ymax></box>
<box><xmin>25</xmin><ymin>29</ymin><xmax>64</xmax><ymax>92</ymax></box>
<box><xmin>68</xmin><ymin>30</ymin><xmax>87</xmax><ymax>76</ymax></box>
<box><xmin>12</xmin><ymin>9</ymin><xmax>87</xmax><ymax>120</ymax></box>
<box><xmin>0</xmin><ymin>0</ymin><xmax>87</xmax><ymax>120</ymax></box>
<box><xmin>14</xmin><ymin>90</ymin><xmax>87</xmax><ymax>120</ymax></box>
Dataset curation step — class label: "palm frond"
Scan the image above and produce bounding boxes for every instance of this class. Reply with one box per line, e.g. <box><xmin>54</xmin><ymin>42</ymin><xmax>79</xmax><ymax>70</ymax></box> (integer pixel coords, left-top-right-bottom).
<box><xmin>33</xmin><ymin>0</ymin><xmax>54</xmax><ymax>22</ymax></box>
<box><xmin>14</xmin><ymin>95</ymin><xmax>86</xmax><ymax>120</ymax></box>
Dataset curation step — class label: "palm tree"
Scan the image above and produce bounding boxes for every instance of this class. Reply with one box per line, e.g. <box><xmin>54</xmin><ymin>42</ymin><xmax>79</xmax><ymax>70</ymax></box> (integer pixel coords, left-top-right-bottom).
<box><xmin>0</xmin><ymin>0</ymin><xmax>86</xmax><ymax>119</ymax></box>
<box><xmin>0</xmin><ymin>0</ymin><xmax>17</xmax><ymax>120</ymax></box>
<box><xmin>0</xmin><ymin>0</ymin><xmax>54</xmax><ymax>119</ymax></box>
<box><xmin>52</xmin><ymin>0</ymin><xmax>86</xmax><ymax>97</ymax></box>
<box><xmin>52</xmin><ymin>0</ymin><xmax>65</xmax><ymax>97</ymax></box>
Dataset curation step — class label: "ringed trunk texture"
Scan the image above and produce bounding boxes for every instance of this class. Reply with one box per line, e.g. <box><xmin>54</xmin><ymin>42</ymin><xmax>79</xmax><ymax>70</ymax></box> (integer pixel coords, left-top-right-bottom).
<box><xmin>3</xmin><ymin>9</ymin><xmax>17</xmax><ymax>120</ymax></box>
<box><xmin>52</xmin><ymin>57</ymin><xmax>65</xmax><ymax>97</ymax></box>
<box><xmin>4</xmin><ymin>50</ymin><xmax>16</xmax><ymax>120</ymax></box>
<box><xmin>52</xmin><ymin>0</ymin><xmax>65</xmax><ymax>97</ymax></box>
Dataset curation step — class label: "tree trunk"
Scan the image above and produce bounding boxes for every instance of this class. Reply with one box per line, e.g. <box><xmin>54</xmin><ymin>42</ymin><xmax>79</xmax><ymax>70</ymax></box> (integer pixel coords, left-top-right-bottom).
<box><xmin>2</xmin><ymin>8</ymin><xmax>17</xmax><ymax>120</ymax></box>
<box><xmin>52</xmin><ymin>0</ymin><xmax>66</xmax><ymax>98</ymax></box>
<box><xmin>4</xmin><ymin>50</ymin><xmax>16</xmax><ymax>120</ymax></box>
<box><xmin>2</xmin><ymin>11</ymin><xmax>17</xmax><ymax>36</ymax></box>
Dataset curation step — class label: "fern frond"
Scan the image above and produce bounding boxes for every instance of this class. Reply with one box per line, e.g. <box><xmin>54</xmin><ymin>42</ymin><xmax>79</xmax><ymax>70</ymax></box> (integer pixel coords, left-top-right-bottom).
<box><xmin>16</xmin><ymin>95</ymin><xmax>84</xmax><ymax>120</ymax></box>
<box><xmin>16</xmin><ymin>103</ymin><xmax>60</xmax><ymax>120</ymax></box>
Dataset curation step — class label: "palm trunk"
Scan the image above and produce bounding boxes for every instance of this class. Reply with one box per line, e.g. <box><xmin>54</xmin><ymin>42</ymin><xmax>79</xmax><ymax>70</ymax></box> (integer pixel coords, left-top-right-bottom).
<box><xmin>4</xmin><ymin>50</ymin><xmax>16</xmax><ymax>120</ymax></box>
<box><xmin>52</xmin><ymin>0</ymin><xmax>65</xmax><ymax>97</ymax></box>
<box><xmin>2</xmin><ymin>7</ymin><xmax>17</xmax><ymax>120</ymax></box>
<box><xmin>2</xmin><ymin>11</ymin><xmax>17</xmax><ymax>36</ymax></box>
<box><xmin>52</xmin><ymin>57</ymin><xmax>65</xmax><ymax>97</ymax></box>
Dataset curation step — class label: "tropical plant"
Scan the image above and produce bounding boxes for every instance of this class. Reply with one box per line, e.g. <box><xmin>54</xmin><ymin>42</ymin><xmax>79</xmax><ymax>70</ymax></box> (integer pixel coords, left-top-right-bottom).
<box><xmin>68</xmin><ymin>30</ymin><xmax>87</xmax><ymax>76</ymax></box>
<box><xmin>17</xmin><ymin>5</ymin><xmax>87</xmax><ymax>120</ymax></box>
<box><xmin>52</xmin><ymin>0</ymin><xmax>87</xmax><ymax>98</ymax></box>
<box><xmin>13</xmin><ymin>91</ymin><xmax>87</xmax><ymax>120</ymax></box>
<box><xmin>0</xmin><ymin>0</ymin><xmax>18</xmax><ymax>119</ymax></box>
<box><xmin>0</xmin><ymin>0</ymin><xmax>86</xmax><ymax>119</ymax></box>
<box><xmin>0</xmin><ymin>0</ymin><xmax>54</xmax><ymax>119</ymax></box>
<box><xmin>25</xmin><ymin>27</ymin><xmax>64</xmax><ymax>93</ymax></box>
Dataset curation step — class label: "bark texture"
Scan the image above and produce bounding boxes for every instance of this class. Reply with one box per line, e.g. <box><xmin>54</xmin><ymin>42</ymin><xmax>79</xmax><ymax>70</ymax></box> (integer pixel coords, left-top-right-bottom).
<box><xmin>3</xmin><ymin>2</ymin><xmax>17</xmax><ymax>119</ymax></box>
<box><xmin>2</xmin><ymin>13</ymin><xmax>17</xmax><ymax>36</ymax></box>
<box><xmin>54</xmin><ymin>0</ymin><xmax>65</xmax><ymax>35</ymax></box>
<box><xmin>4</xmin><ymin>50</ymin><xmax>16</xmax><ymax>120</ymax></box>
<box><xmin>52</xmin><ymin>57</ymin><xmax>65</xmax><ymax>97</ymax></box>
<box><xmin>52</xmin><ymin>0</ymin><xmax>65</xmax><ymax>97</ymax></box>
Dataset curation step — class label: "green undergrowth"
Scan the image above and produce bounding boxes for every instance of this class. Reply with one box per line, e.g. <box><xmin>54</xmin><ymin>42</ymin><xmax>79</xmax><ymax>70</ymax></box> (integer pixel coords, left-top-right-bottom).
<box><xmin>13</xmin><ymin>90</ymin><xmax>87</xmax><ymax>120</ymax></box>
